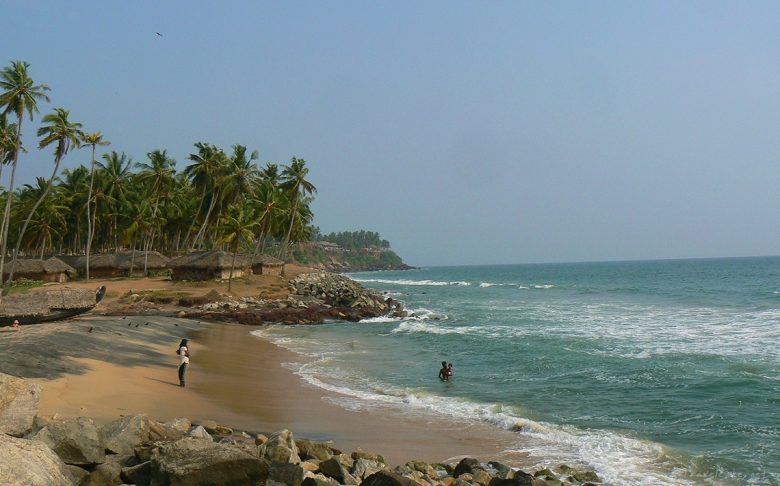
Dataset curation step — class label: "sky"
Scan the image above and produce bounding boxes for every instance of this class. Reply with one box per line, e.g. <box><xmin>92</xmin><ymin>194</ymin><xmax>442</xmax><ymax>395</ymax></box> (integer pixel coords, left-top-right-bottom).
<box><xmin>3</xmin><ymin>1</ymin><xmax>780</xmax><ymax>266</ymax></box>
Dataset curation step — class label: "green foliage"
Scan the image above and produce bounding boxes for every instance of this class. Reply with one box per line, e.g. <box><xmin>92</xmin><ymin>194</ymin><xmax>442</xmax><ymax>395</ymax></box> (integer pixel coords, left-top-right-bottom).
<box><xmin>317</xmin><ymin>230</ymin><xmax>390</xmax><ymax>249</ymax></box>
<box><xmin>7</xmin><ymin>278</ymin><xmax>44</xmax><ymax>294</ymax></box>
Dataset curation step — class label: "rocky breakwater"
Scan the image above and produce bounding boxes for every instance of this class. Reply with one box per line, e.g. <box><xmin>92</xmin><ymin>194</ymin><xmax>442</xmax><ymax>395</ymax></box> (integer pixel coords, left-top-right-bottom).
<box><xmin>0</xmin><ymin>371</ymin><xmax>603</xmax><ymax>486</ymax></box>
<box><xmin>184</xmin><ymin>272</ymin><xmax>407</xmax><ymax>325</ymax></box>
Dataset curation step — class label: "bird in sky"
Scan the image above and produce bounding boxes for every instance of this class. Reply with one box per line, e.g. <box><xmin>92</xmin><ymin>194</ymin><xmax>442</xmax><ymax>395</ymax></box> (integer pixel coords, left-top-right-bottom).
<box><xmin>156</xmin><ymin>32</ymin><xmax>163</xmax><ymax>37</ymax></box>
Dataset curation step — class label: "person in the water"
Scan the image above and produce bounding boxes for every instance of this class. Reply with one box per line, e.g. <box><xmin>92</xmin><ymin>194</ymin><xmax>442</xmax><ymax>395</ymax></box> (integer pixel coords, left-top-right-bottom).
<box><xmin>446</xmin><ymin>362</ymin><xmax>453</xmax><ymax>381</ymax></box>
<box><xmin>438</xmin><ymin>361</ymin><xmax>448</xmax><ymax>381</ymax></box>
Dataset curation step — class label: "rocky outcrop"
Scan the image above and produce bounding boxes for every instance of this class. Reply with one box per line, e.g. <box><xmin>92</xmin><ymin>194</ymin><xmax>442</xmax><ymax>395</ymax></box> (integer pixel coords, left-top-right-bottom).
<box><xmin>0</xmin><ymin>371</ymin><xmax>41</xmax><ymax>436</ymax></box>
<box><xmin>0</xmin><ymin>434</ymin><xmax>73</xmax><ymax>486</ymax></box>
<box><xmin>182</xmin><ymin>272</ymin><xmax>407</xmax><ymax>325</ymax></box>
<box><xmin>101</xmin><ymin>413</ymin><xmax>151</xmax><ymax>455</ymax></box>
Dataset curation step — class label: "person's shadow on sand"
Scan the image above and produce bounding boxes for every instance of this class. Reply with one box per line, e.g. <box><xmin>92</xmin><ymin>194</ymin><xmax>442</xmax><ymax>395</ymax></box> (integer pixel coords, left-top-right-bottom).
<box><xmin>145</xmin><ymin>377</ymin><xmax>184</xmax><ymax>388</ymax></box>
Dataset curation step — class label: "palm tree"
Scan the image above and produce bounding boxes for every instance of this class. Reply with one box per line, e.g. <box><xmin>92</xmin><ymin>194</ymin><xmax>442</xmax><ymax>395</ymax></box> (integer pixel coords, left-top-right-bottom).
<box><xmin>58</xmin><ymin>166</ymin><xmax>89</xmax><ymax>252</ymax></box>
<box><xmin>184</xmin><ymin>142</ymin><xmax>225</xmax><ymax>249</ymax></box>
<box><xmin>217</xmin><ymin>204</ymin><xmax>258</xmax><ymax>292</ymax></box>
<box><xmin>97</xmin><ymin>151</ymin><xmax>132</xmax><ymax>251</ymax></box>
<box><xmin>5</xmin><ymin>107</ymin><xmax>82</xmax><ymax>292</ymax></box>
<box><xmin>0</xmin><ymin>60</ymin><xmax>49</xmax><ymax>289</ymax></box>
<box><xmin>249</xmin><ymin>181</ymin><xmax>286</xmax><ymax>260</ymax></box>
<box><xmin>135</xmin><ymin>150</ymin><xmax>175</xmax><ymax>274</ymax></box>
<box><xmin>81</xmin><ymin>131</ymin><xmax>110</xmax><ymax>280</ymax></box>
<box><xmin>280</xmin><ymin>157</ymin><xmax>316</xmax><ymax>260</ymax></box>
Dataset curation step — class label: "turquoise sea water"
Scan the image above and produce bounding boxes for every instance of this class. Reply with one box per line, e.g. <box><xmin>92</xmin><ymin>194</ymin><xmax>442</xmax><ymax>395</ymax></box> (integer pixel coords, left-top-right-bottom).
<box><xmin>253</xmin><ymin>257</ymin><xmax>780</xmax><ymax>485</ymax></box>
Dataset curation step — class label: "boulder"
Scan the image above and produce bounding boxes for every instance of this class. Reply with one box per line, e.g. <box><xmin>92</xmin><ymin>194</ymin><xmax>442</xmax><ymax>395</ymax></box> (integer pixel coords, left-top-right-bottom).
<box><xmin>150</xmin><ymin>437</ymin><xmax>269</xmax><ymax>485</ymax></box>
<box><xmin>33</xmin><ymin>416</ymin><xmax>106</xmax><ymax>465</ymax></box>
<box><xmin>149</xmin><ymin>419</ymin><xmax>186</xmax><ymax>442</ymax></box>
<box><xmin>260</xmin><ymin>429</ymin><xmax>301</xmax><ymax>464</ymax></box>
<box><xmin>362</xmin><ymin>470</ymin><xmax>420</xmax><ymax>486</ymax></box>
<box><xmin>121</xmin><ymin>461</ymin><xmax>152</xmax><ymax>485</ymax></box>
<box><xmin>351</xmin><ymin>450</ymin><xmax>386</xmax><ymax>465</ymax></box>
<box><xmin>454</xmin><ymin>458</ymin><xmax>482</xmax><ymax>477</ymax></box>
<box><xmin>0</xmin><ymin>434</ymin><xmax>73</xmax><ymax>486</ymax></box>
<box><xmin>66</xmin><ymin>464</ymin><xmax>90</xmax><ymax>484</ymax></box>
<box><xmin>573</xmin><ymin>470</ymin><xmax>600</xmax><ymax>483</ymax></box>
<box><xmin>82</xmin><ymin>461</ymin><xmax>121</xmax><ymax>486</ymax></box>
<box><xmin>101</xmin><ymin>414</ymin><xmax>151</xmax><ymax>455</ymax></box>
<box><xmin>406</xmin><ymin>461</ymin><xmax>437</xmax><ymax>479</ymax></box>
<box><xmin>296</xmin><ymin>438</ymin><xmax>334</xmax><ymax>461</ymax></box>
<box><xmin>471</xmin><ymin>469</ymin><xmax>494</xmax><ymax>486</ymax></box>
<box><xmin>0</xmin><ymin>372</ymin><xmax>41</xmax><ymax>436</ymax></box>
<box><xmin>302</xmin><ymin>475</ymin><xmax>339</xmax><ymax>486</ymax></box>
<box><xmin>188</xmin><ymin>425</ymin><xmax>213</xmax><ymax>440</ymax></box>
<box><xmin>166</xmin><ymin>417</ymin><xmax>192</xmax><ymax>434</ymax></box>
<box><xmin>351</xmin><ymin>458</ymin><xmax>385</xmax><ymax>479</ymax></box>
<box><xmin>268</xmin><ymin>462</ymin><xmax>305</xmax><ymax>486</ymax></box>
<box><xmin>488</xmin><ymin>472</ymin><xmax>535</xmax><ymax>486</ymax></box>
<box><xmin>318</xmin><ymin>456</ymin><xmax>357</xmax><ymax>484</ymax></box>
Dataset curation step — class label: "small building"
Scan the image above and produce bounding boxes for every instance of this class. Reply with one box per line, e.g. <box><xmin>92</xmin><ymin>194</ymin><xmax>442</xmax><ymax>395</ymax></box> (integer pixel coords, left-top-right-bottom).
<box><xmin>251</xmin><ymin>255</ymin><xmax>284</xmax><ymax>276</ymax></box>
<box><xmin>2</xmin><ymin>257</ymin><xmax>77</xmax><ymax>283</ymax></box>
<box><xmin>169</xmin><ymin>250</ymin><xmax>250</xmax><ymax>281</ymax></box>
<box><xmin>57</xmin><ymin>251</ymin><xmax>170</xmax><ymax>278</ymax></box>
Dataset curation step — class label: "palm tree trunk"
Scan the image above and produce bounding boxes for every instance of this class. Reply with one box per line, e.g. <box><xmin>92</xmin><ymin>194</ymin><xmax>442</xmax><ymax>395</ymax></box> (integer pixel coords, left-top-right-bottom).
<box><xmin>281</xmin><ymin>196</ymin><xmax>299</xmax><ymax>260</ymax></box>
<box><xmin>0</xmin><ymin>118</ymin><xmax>23</xmax><ymax>293</ymax></box>
<box><xmin>228</xmin><ymin>239</ymin><xmax>239</xmax><ymax>293</ymax></box>
<box><xmin>4</xmin><ymin>155</ymin><xmax>63</xmax><ymax>294</ymax></box>
<box><xmin>183</xmin><ymin>191</ymin><xmax>207</xmax><ymax>249</ymax></box>
<box><xmin>129</xmin><ymin>235</ymin><xmax>137</xmax><ymax>276</ymax></box>
<box><xmin>193</xmin><ymin>192</ymin><xmax>218</xmax><ymax>250</ymax></box>
<box><xmin>85</xmin><ymin>145</ymin><xmax>96</xmax><ymax>281</ymax></box>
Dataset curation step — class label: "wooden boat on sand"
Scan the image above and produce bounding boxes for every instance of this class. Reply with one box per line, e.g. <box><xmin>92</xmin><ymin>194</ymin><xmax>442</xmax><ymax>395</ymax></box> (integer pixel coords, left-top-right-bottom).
<box><xmin>0</xmin><ymin>286</ymin><xmax>106</xmax><ymax>326</ymax></box>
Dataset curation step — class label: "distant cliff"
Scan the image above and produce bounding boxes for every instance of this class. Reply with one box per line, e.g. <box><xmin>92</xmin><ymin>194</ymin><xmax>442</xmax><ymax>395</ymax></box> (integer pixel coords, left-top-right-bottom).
<box><xmin>292</xmin><ymin>232</ymin><xmax>413</xmax><ymax>272</ymax></box>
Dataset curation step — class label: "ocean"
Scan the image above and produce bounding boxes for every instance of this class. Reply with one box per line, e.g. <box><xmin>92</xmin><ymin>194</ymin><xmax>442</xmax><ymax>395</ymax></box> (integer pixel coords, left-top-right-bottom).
<box><xmin>252</xmin><ymin>257</ymin><xmax>780</xmax><ymax>485</ymax></box>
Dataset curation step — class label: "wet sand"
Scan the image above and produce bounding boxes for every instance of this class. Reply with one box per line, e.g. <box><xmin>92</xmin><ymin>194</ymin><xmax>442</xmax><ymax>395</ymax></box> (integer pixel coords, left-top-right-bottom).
<box><xmin>0</xmin><ymin>315</ymin><xmax>533</xmax><ymax>467</ymax></box>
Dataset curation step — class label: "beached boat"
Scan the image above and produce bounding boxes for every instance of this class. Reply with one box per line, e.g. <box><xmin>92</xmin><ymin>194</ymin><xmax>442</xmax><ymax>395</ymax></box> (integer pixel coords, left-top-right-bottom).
<box><xmin>0</xmin><ymin>286</ymin><xmax>106</xmax><ymax>326</ymax></box>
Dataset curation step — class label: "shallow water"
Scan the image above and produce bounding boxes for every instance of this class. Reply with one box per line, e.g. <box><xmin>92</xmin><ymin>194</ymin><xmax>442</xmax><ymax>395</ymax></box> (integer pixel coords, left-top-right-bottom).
<box><xmin>255</xmin><ymin>257</ymin><xmax>780</xmax><ymax>485</ymax></box>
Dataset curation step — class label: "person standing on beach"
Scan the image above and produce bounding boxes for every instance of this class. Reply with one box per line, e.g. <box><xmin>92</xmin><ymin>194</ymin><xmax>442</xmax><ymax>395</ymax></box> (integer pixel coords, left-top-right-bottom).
<box><xmin>177</xmin><ymin>339</ymin><xmax>190</xmax><ymax>387</ymax></box>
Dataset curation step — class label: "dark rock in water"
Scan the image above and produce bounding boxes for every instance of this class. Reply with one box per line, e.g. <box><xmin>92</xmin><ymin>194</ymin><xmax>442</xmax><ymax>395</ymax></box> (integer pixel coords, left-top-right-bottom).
<box><xmin>488</xmin><ymin>471</ymin><xmax>535</xmax><ymax>486</ymax></box>
<box><xmin>362</xmin><ymin>470</ymin><xmax>419</xmax><ymax>486</ymax></box>
<box><xmin>573</xmin><ymin>470</ymin><xmax>600</xmax><ymax>482</ymax></box>
<box><xmin>454</xmin><ymin>457</ymin><xmax>482</xmax><ymax>477</ymax></box>
<box><xmin>150</xmin><ymin>437</ymin><xmax>269</xmax><ymax>485</ymax></box>
<box><xmin>268</xmin><ymin>462</ymin><xmax>305</xmax><ymax>486</ymax></box>
<box><xmin>32</xmin><ymin>416</ymin><xmax>105</xmax><ymax>465</ymax></box>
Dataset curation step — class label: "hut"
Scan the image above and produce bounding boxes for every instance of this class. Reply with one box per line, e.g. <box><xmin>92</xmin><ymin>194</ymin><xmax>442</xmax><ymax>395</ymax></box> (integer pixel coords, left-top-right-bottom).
<box><xmin>251</xmin><ymin>255</ymin><xmax>284</xmax><ymax>276</ymax></box>
<box><xmin>2</xmin><ymin>257</ymin><xmax>77</xmax><ymax>283</ymax></box>
<box><xmin>57</xmin><ymin>251</ymin><xmax>170</xmax><ymax>278</ymax></box>
<box><xmin>169</xmin><ymin>250</ymin><xmax>250</xmax><ymax>281</ymax></box>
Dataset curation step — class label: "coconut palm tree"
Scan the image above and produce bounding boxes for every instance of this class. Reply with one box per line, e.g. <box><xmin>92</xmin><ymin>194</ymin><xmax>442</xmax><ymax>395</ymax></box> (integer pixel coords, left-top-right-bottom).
<box><xmin>249</xmin><ymin>181</ymin><xmax>286</xmax><ymax>260</ymax></box>
<box><xmin>184</xmin><ymin>142</ymin><xmax>225</xmax><ymax>249</ymax></box>
<box><xmin>279</xmin><ymin>157</ymin><xmax>316</xmax><ymax>260</ymax></box>
<box><xmin>81</xmin><ymin>131</ymin><xmax>110</xmax><ymax>280</ymax></box>
<box><xmin>58</xmin><ymin>166</ymin><xmax>89</xmax><ymax>252</ymax></box>
<box><xmin>0</xmin><ymin>60</ymin><xmax>50</xmax><ymax>288</ymax></box>
<box><xmin>217</xmin><ymin>204</ymin><xmax>258</xmax><ymax>293</ymax></box>
<box><xmin>5</xmin><ymin>107</ymin><xmax>82</xmax><ymax>292</ymax></box>
<box><xmin>97</xmin><ymin>150</ymin><xmax>132</xmax><ymax>251</ymax></box>
<box><xmin>135</xmin><ymin>149</ymin><xmax>175</xmax><ymax>273</ymax></box>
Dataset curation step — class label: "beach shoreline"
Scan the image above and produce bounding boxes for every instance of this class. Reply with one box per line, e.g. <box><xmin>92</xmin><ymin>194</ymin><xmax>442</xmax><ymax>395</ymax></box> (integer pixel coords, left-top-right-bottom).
<box><xmin>0</xmin><ymin>314</ymin><xmax>536</xmax><ymax>469</ymax></box>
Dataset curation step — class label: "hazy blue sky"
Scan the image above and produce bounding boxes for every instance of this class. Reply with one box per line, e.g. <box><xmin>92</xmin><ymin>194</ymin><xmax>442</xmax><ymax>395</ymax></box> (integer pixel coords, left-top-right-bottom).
<box><xmin>3</xmin><ymin>1</ymin><xmax>780</xmax><ymax>266</ymax></box>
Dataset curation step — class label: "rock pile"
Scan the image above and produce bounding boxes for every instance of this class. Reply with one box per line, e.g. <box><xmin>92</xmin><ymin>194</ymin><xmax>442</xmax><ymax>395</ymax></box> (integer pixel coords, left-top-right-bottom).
<box><xmin>182</xmin><ymin>272</ymin><xmax>407</xmax><ymax>325</ymax></box>
<box><xmin>0</xmin><ymin>372</ymin><xmax>603</xmax><ymax>486</ymax></box>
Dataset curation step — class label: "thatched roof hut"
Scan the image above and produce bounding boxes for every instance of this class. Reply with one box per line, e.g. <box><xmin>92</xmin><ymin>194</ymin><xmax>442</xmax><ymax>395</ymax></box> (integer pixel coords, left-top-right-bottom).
<box><xmin>251</xmin><ymin>255</ymin><xmax>284</xmax><ymax>276</ymax></box>
<box><xmin>58</xmin><ymin>251</ymin><xmax>170</xmax><ymax>277</ymax></box>
<box><xmin>2</xmin><ymin>257</ymin><xmax>77</xmax><ymax>283</ymax></box>
<box><xmin>169</xmin><ymin>250</ymin><xmax>250</xmax><ymax>281</ymax></box>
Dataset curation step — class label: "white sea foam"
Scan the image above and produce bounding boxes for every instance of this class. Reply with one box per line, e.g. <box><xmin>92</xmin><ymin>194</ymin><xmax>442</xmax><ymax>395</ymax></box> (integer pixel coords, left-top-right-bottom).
<box><xmin>352</xmin><ymin>278</ymin><xmax>471</xmax><ymax>287</ymax></box>
<box><xmin>359</xmin><ymin>316</ymin><xmax>404</xmax><ymax>323</ymax></box>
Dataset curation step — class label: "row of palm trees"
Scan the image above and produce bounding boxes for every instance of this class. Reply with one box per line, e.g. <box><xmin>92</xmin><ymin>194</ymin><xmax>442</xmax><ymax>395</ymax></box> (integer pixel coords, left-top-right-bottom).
<box><xmin>0</xmin><ymin>60</ymin><xmax>317</xmax><ymax>293</ymax></box>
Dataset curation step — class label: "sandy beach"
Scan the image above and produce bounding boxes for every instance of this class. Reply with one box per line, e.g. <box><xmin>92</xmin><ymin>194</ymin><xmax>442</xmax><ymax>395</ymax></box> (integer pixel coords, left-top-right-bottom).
<box><xmin>0</xmin><ymin>314</ymin><xmax>530</xmax><ymax>468</ymax></box>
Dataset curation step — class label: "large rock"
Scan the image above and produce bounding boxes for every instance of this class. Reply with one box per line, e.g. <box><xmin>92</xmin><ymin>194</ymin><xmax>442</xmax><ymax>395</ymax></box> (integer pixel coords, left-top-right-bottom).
<box><xmin>351</xmin><ymin>458</ymin><xmax>385</xmax><ymax>480</ymax></box>
<box><xmin>82</xmin><ymin>461</ymin><xmax>121</xmax><ymax>486</ymax></box>
<box><xmin>0</xmin><ymin>434</ymin><xmax>73</xmax><ymax>486</ymax></box>
<box><xmin>33</xmin><ymin>416</ymin><xmax>106</xmax><ymax>465</ymax></box>
<box><xmin>488</xmin><ymin>472</ymin><xmax>535</xmax><ymax>486</ymax></box>
<box><xmin>288</xmin><ymin>272</ymin><xmax>404</xmax><ymax>318</ymax></box>
<box><xmin>101</xmin><ymin>414</ymin><xmax>151</xmax><ymax>455</ymax></box>
<box><xmin>0</xmin><ymin>372</ymin><xmax>41</xmax><ymax>436</ymax></box>
<box><xmin>260</xmin><ymin>429</ymin><xmax>301</xmax><ymax>464</ymax></box>
<box><xmin>454</xmin><ymin>458</ymin><xmax>482</xmax><ymax>477</ymax></box>
<box><xmin>318</xmin><ymin>456</ymin><xmax>357</xmax><ymax>484</ymax></box>
<box><xmin>150</xmin><ymin>437</ymin><xmax>269</xmax><ymax>485</ymax></box>
<box><xmin>296</xmin><ymin>438</ymin><xmax>334</xmax><ymax>461</ymax></box>
<box><xmin>362</xmin><ymin>470</ymin><xmax>419</xmax><ymax>486</ymax></box>
<box><xmin>121</xmin><ymin>461</ymin><xmax>152</xmax><ymax>485</ymax></box>
<box><xmin>268</xmin><ymin>462</ymin><xmax>305</xmax><ymax>486</ymax></box>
